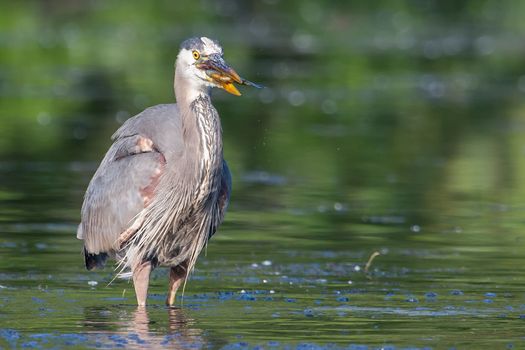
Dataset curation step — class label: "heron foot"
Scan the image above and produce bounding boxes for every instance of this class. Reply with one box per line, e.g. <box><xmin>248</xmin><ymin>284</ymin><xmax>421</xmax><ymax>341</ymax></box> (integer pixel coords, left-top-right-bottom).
<box><xmin>133</xmin><ymin>260</ymin><xmax>152</xmax><ymax>307</ymax></box>
<box><xmin>166</xmin><ymin>263</ymin><xmax>187</xmax><ymax>306</ymax></box>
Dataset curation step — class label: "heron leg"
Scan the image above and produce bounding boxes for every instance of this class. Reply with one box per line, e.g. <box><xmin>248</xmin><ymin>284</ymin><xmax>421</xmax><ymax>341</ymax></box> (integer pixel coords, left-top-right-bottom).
<box><xmin>117</xmin><ymin>216</ymin><xmax>144</xmax><ymax>249</ymax></box>
<box><xmin>133</xmin><ymin>260</ymin><xmax>152</xmax><ymax>307</ymax></box>
<box><xmin>166</xmin><ymin>263</ymin><xmax>187</xmax><ymax>306</ymax></box>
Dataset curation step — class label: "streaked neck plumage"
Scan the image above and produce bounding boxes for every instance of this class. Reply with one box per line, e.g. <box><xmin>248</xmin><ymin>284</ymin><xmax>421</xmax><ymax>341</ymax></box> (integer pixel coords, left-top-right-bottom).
<box><xmin>174</xmin><ymin>66</ymin><xmax>223</xmax><ymax>200</ymax></box>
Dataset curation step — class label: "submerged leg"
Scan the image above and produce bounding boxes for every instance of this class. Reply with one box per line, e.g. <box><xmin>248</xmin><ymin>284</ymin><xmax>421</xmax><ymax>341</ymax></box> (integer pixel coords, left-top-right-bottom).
<box><xmin>133</xmin><ymin>260</ymin><xmax>152</xmax><ymax>307</ymax></box>
<box><xmin>166</xmin><ymin>263</ymin><xmax>187</xmax><ymax>306</ymax></box>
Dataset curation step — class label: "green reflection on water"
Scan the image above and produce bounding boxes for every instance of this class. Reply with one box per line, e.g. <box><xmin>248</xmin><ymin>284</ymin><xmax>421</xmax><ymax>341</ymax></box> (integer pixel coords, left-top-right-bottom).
<box><xmin>1</xmin><ymin>0</ymin><xmax>525</xmax><ymax>349</ymax></box>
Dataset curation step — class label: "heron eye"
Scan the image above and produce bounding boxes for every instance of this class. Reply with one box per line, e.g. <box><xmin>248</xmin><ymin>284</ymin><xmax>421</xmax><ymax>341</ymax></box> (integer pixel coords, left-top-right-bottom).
<box><xmin>192</xmin><ymin>50</ymin><xmax>200</xmax><ymax>60</ymax></box>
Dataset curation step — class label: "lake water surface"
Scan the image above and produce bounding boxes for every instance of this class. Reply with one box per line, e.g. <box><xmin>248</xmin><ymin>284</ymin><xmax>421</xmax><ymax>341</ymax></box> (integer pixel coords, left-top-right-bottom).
<box><xmin>1</xmin><ymin>1</ymin><xmax>525</xmax><ymax>349</ymax></box>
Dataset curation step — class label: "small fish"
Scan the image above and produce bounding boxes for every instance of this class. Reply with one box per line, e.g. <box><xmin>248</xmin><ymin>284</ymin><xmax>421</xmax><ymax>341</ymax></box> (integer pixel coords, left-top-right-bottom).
<box><xmin>241</xmin><ymin>79</ymin><xmax>264</xmax><ymax>89</ymax></box>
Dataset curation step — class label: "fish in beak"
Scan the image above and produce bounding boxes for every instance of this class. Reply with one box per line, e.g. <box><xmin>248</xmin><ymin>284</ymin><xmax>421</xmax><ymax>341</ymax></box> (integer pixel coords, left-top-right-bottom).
<box><xmin>196</xmin><ymin>54</ymin><xmax>262</xmax><ymax>96</ymax></box>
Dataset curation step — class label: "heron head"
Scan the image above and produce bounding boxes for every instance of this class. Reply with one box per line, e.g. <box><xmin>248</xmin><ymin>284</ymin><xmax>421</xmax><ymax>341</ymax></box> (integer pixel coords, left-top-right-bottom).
<box><xmin>177</xmin><ymin>37</ymin><xmax>261</xmax><ymax>96</ymax></box>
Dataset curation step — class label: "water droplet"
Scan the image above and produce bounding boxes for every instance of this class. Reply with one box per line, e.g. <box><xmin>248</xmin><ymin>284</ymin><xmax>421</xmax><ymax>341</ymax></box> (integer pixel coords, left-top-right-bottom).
<box><xmin>37</xmin><ymin>112</ymin><xmax>51</xmax><ymax>126</ymax></box>
<box><xmin>292</xmin><ymin>32</ymin><xmax>316</xmax><ymax>53</ymax></box>
<box><xmin>411</xmin><ymin>225</ymin><xmax>421</xmax><ymax>233</ymax></box>
<box><xmin>321</xmin><ymin>99</ymin><xmax>337</xmax><ymax>114</ymax></box>
<box><xmin>317</xmin><ymin>204</ymin><xmax>328</xmax><ymax>213</ymax></box>
<box><xmin>87</xmin><ymin>281</ymin><xmax>98</xmax><ymax>287</ymax></box>
<box><xmin>288</xmin><ymin>90</ymin><xmax>305</xmax><ymax>106</ymax></box>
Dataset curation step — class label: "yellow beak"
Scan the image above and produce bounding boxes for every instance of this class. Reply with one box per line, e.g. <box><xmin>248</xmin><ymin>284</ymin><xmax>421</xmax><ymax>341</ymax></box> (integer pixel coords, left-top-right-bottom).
<box><xmin>208</xmin><ymin>72</ymin><xmax>242</xmax><ymax>96</ymax></box>
<box><xmin>197</xmin><ymin>55</ymin><xmax>245</xmax><ymax>96</ymax></box>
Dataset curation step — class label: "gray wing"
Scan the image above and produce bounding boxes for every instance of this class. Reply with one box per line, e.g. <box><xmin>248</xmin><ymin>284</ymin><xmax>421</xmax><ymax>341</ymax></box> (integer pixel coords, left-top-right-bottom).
<box><xmin>78</xmin><ymin>104</ymin><xmax>182</xmax><ymax>255</ymax></box>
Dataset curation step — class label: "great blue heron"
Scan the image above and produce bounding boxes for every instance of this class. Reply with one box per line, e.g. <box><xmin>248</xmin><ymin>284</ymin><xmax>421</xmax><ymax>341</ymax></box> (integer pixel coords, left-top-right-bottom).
<box><xmin>77</xmin><ymin>37</ymin><xmax>261</xmax><ymax>306</ymax></box>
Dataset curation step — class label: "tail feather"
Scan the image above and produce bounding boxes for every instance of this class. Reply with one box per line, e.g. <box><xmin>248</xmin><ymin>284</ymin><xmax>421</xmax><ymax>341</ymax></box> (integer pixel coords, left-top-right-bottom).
<box><xmin>84</xmin><ymin>247</ymin><xmax>108</xmax><ymax>270</ymax></box>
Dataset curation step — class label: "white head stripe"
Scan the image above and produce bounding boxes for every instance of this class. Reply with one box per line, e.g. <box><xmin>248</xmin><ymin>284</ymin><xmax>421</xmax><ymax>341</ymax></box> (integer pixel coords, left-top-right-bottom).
<box><xmin>201</xmin><ymin>37</ymin><xmax>222</xmax><ymax>53</ymax></box>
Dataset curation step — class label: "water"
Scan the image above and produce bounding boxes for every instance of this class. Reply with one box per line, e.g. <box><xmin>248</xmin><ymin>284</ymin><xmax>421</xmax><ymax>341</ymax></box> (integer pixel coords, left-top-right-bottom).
<box><xmin>1</xmin><ymin>1</ymin><xmax>525</xmax><ymax>349</ymax></box>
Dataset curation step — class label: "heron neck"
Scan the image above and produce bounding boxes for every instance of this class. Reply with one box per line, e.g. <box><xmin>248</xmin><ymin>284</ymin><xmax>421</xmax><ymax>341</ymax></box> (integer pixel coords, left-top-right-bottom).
<box><xmin>175</xmin><ymin>89</ymin><xmax>223</xmax><ymax>201</ymax></box>
<box><xmin>174</xmin><ymin>65</ymin><xmax>211</xmax><ymax>110</ymax></box>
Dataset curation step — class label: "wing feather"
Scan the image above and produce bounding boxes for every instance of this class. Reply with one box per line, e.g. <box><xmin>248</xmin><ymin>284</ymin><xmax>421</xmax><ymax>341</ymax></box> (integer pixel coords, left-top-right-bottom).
<box><xmin>79</xmin><ymin>134</ymin><xmax>165</xmax><ymax>255</ymax></box>
<box><xmin>79</xmin><ymin>104</ymin><xmax>182</xmax><ymax>257</ymax></box>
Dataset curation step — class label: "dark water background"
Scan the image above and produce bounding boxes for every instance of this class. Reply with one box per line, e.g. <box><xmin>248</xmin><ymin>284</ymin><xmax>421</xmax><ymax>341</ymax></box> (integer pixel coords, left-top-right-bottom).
<box><xmin>1</xmin><ymin>1</ymin><xmax>525</xmax><ymax>349</ymax></box>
